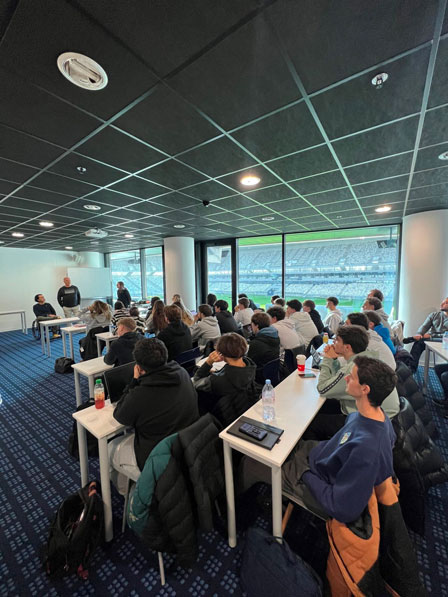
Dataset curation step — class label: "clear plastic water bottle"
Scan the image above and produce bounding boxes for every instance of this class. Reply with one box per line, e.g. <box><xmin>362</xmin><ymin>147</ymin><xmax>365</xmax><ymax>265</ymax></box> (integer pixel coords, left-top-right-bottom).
<box><xmin>262</xmin><ymin>379</ymin><xmax>275</xmax><ymax>422</ymax></box>
<box><xmin>94</xmin><ymin>379</ymin><xmax>105</xmax><ymax>410</ymax></box>
<box><xmin>443</xmin><ymin>331</ymin><xmax>448</xmax><ymax>350</ymax></box>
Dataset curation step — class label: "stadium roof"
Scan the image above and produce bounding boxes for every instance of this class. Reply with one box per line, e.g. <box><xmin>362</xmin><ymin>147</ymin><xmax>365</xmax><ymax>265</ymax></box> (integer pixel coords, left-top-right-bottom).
<box><xmin>0</xmin><ymin>1</ymin><xmax>446</xmax><ymax>251</ymax></box>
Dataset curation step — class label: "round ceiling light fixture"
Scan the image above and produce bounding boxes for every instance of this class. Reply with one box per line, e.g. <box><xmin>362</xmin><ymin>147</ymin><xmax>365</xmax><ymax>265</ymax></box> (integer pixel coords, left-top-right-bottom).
<box><xmin>124</xmin><ymin>234</ymin><xmax>134</xmax><ymax>238</ymax></box>
<box><xmin>375</xmin><ymin>205</ymin><xmax>392</xmax><ymax>213</ymax></box>
<box><xmin>371</xmin><ymin>72</ymin><xmax>389</xmax><ymax>89</ymax></box>
<box><xmin>90</xmin><ymin>241</ymin><xmax>99</xmax><ymax>245</ymax></box>
<box><xmin>65</xmin><ymin>246</ymin><xmax>73</xmax><ymax>250</ymax></box>
<box><xmin>39</xmin><ymin>221</ymin><xmax>54</xmax><ymax>228</ymax></box>
<box><xmin>0</xmin><ymin>240</ymin><xmax>4</xmax><ymax>244</ymax></box>
<box><xmin>438</xmin><ymin>151</ymin><xmax>448</xmax><ymax>161</ymax></box>
<box><xmin>57</xmin><ymin>52</ymin><xmax>108</xmax><ymax>91</ymax></box>
<box><xmin>173</xmin><ymin>224</ymin><xmax>185</xmax><ymax>229</ymax></box>
<box><xmin>240</xmin><ymin>174</ymin><xmax>261</xmax><ymax>187</ymax></box>
<box><xmin>12</xmin><ymin>232</ymin><xmax>24</xmax><ymax>238</ymax></box>
<box><xmin>262</xmin><ymin>216</ymin><xmax>275</xmax><ymax>221</ymax></box>
<box><xmin>84</xmin><ymin>204</ymin><xmax>101</xmax><ymax>211</ymax></box>
<box><xmin>77</xmin><ymin>166</ymin><xmax>87</xmax><ymax>173</ymax></box>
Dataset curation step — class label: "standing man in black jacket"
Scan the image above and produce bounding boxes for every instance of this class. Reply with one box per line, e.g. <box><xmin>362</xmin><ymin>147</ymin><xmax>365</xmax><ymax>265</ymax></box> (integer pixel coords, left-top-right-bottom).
<box><xmin>116</xmin><ymin>281</ymin><xmax>132</xmax><ymax>308</ymax></box>
<box><xmin>57</xmin><ymin>276</ymin><xmax>81</xmax><ymax>318</ymax></box>
<box><xmin>104</xmin><ymin>317</ymin><xmax>139</xmax><ymax>366</ymax></box>
<box><xmin>214</xmin><ymin>300</ymin><xmax>239</xmax><ymax>334</ymax></box>
<box><xmin>109</xmin><ymin>338</ymin><xmax>199</xmax><ymax>490</ymax></box>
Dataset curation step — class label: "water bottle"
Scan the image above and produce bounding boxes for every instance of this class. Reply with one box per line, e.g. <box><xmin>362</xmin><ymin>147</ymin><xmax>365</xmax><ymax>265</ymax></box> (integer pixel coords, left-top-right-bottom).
<box><xmin>94</xmin><ymin>379</ymin><xmax>105</xmax><ymax>410</ymax></box>
<box><xmin>262</xmin><ymin>379</ymin><xmax>275</xmax><ymax>422</ymax></box>
<box><xmin>109</xmin><ymin>324</ymin><xmax>114</xmax><ymax>334</ymax></box>
<box><xmin>443</xmin><ymin>331</ymin><xmax>448</xmax><ymax>351</ymax></box>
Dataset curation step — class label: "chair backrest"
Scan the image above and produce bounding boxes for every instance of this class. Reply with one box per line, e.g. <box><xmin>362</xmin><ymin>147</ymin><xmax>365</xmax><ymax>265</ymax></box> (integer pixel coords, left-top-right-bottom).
<box><xmin>104</xmin><ymin>361</ymin><xmax>135</xmax><ymax>402</ymax></box>
<box><xmin>175</xmin><ymin>346</ymin><xmax>201</xmax><ymax>375</ymax></box>
<box><xmin>242</xmin><ymin>324</ymin><xmax>252</xmax><ymax>339</ymax></box>
<box><xmin>263</xmin><ymin>358</ymin><xmax>280</xmax><ymax>387</ymax></box>
<box><xmin>284</xmin><ymin>346</ymin><xmax>306</xmax><ymax>374</ymax></box>
<box><xmin>306</xmin><ymin>334</ymin><xmax>323</xmax><ymax>358</ymax></box>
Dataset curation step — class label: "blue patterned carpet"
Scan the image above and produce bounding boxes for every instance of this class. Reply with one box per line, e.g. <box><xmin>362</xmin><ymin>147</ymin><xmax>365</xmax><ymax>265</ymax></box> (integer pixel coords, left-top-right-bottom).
<box><xmin>0</xmin><ymin>329</ymin><xmax>447</xmax><ymax>596</ymax></box>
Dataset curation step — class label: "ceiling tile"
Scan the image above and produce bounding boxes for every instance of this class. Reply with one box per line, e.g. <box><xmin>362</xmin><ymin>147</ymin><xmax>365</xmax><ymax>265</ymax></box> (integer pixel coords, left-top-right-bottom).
<box><xmin>28</xmin><ymin>172</ymin><xmax>97</xmax><ymax>198</ymax></box>
<box><xmin>245</xmin><ymin>183</ymin><xmax>296</xmax><ymax>204</ymax></box>
<box><xmin>139</xmin><ymin>159</ymin><xmax>206</xmax><ymax>189</ymax></box>
<box><xmin>289</xmin><ymin>170</ymin><xmax>345</xmax><ymax>195</ymax></box>
<box><xmin>353</xmin><ymin>174</ymin><xmax>409</xmax><ymax>198</ymax></box>
<box><xmin>415</xmin><ymin>145</ymin><xmax>448</xmax><ymax>171</ymax></box>
<box><xmin>411</xmin><ymin>168</ymin><xmax>448</xmax><ymax>189</ymax></box>
<box><xmin>428</xmin><ymin>38</ymin><xmax>448</xmax><ymax>108</ymax></box>
<box><xmin>0</xmin><ymin>179</ymin><xmax>21</xmax><ymax>195</ymax></box>
<box><xmin>178</xmin><ymin>181</ymin><xmax>233</xmax><ymax>201</ymax></box>
<box><xmin>420</xmin><ymin>105</ymin><xmax>448</xmax><ymax>148</ymax></box>
<box><xmin>50</xmin><ymin>153</ymin><xmax>127</xmax><ymax>187</ymax></box>
<box><xmin>216</xmin><ymin>165</ymin><xmax>279</xmax><ymax>193</ymax></box>
<box><xmin>0</xmin><ymin>158</ymin><xmax>39</xmax><ymax>184</ymax></box>
<box><xmin>151</xmin><ymin>193</ymin><xmax>200</xmax><ymax>210</ymax></box>
<box><xmin>345</xmin><ymin>153</ymin><xmax>413</xmax><ymax>185</ymax></box>
<box><xmin>269</xmin><ymin>145</ymin><xmax>337</xmax><ymax>182</ymax></box>
<box><xmin>108</xmin><ymin>176</ymin><xmax>169</xmax><ymax>199</ymax></box>
<box><xmin>0</xmin><ymin>126</ymin><xmax>65</xmax><ymax>168</ymax></box>
<box><xmin>212</xmin><ymin>195</ymin><xmax>258</xmax><ymax>211</ymax></box>
<box><xmin>304</xmin><ymin>187</ymin><xmax>354</xmax><ymax>205</ymax></box>
<box><xmin>180</xmin><ymin>137</ymin><xmax>256</xmax><ymax>177</ymax></box>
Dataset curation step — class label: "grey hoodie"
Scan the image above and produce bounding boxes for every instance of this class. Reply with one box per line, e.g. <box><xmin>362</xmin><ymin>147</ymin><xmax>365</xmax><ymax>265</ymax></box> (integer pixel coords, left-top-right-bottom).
<box><xmin>190</xmin><ymin>316</ymin><xmax>221</xmax><ymax>349</ymax></box>
<box><xmin>79</xmin><ymin>306</ymin><xmax>112</xmax><ymax>332</ymax></box>
<box><xmin>323</xmin><ymin>308</ymin><xmax>343</xmax><ymax>335</ymax></box>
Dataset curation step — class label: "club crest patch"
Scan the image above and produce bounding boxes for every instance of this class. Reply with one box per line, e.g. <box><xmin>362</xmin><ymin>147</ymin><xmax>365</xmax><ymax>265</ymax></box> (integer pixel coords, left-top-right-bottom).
<box><xmin>339</xmin><ymin>432</ymin><xmax>351</xmax><ymax>445</ymax></box>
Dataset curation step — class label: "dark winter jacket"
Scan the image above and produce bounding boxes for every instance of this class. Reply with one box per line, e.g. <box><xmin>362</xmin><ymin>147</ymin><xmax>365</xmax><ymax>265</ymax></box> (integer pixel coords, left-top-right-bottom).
<box><xmin>308</xmin><ymin>309</ymin><xmax>324</xmax><ymax>334</ymax></box>
<box><xmin>395</xmin><ymin>361</ymin><xmax>437</xmax><ymax>438</ymax></box>
<box><xmin>215</xmin><ymin>310</ymin><xmax>240</xmax><ymax>334</ymax></box>
<box><xmin>103</xmin><ymin>331</ymin><xmax>139</xmax><ymax>367</ymax></box>
<box><xmin>117</xmin><ymin>287</ymin><xmax>132</xmax><ymax>308</ymax></box>
<box><xmin>157</xmin><ymin>321</ymin><xmax>192</xmax><ymax>361</ymax></box>
<box><xmin>113</xmin><ymin>361</ymin><xmax>199</xmax><ymax>470</ymax></box>
<box><xmin>247</xmin><ymin>326</ymin><xmax>280</xmax><ymax>384</ymax></box>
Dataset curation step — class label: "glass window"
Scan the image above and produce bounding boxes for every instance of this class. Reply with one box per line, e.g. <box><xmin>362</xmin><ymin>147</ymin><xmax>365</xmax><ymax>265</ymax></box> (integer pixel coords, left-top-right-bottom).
<box><xmin>207</xmin><ymin>245</ymin><xmax>232</xmax><ymax>305</ymax></box>
<box><xmin>145</xmin><ymin>247</ymin><xmax>164</xmax><ymax>301</ymax></box>
<box><xmin>285</xmin><ymin>226</ymin><xmax>399</xmax><ymax>320</ymax></box>
<box><xmin>237</xmin><ymin>235</ymin><xmax>282</xmax><ymax>310</ymax></box>
<box><xmin>109</xmin><ymin>250</ymin><xmax>142</xmax><ymax>302</ymax></box>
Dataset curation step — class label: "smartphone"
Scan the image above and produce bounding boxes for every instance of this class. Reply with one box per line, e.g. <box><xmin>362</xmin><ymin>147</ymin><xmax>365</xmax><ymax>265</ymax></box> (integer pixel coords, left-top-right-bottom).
<box><xmin>299</xmin><ymin>372</ymin><xmax>316</xmax><ymax>378</ymax></box>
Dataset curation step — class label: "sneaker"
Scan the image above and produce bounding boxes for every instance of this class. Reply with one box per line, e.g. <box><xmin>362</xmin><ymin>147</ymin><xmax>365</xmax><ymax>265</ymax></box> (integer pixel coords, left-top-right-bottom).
<box><xmin>52</xmin><ymin>333</ymin><xmax>61</xmax><ymax>339</ymax></box>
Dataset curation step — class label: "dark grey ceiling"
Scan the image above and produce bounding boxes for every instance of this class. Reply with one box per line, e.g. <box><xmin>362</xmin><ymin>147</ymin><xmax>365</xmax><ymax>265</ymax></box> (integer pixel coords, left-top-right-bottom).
<box><xmin>0</xmin><ymin>0</ymin><xmax>447</xmax><ymax>252</ymax></box>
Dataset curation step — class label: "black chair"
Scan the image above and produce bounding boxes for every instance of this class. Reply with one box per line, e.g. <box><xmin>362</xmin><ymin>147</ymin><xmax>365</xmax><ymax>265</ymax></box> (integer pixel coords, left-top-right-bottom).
<box><xmin>263</xmin><ymin>358</ymin><xmax>280</xmax><ymax>387</ymax></box>
<box><xmin>306</xmin><ymin>334</ymin><xmax>323</xmax><ymax>358</ymax></box>
<box><xmin>31</xmin><ymin>319</ymin><xmax>41</xmax><ymax>340</ymax></box>
<box><xmin>175</xmin><ymin>346</ymin><xmax>201</xmax><ymax>376</ymax></box>
<box><xmin>284</xmin><ymin>346</ymin><xmax>306</xmax><ymax>374</ymax></box>
<box><xmin>103</xmin><ymin>361</ymin><xmax>135</xmax><ymax>403</ymax></box>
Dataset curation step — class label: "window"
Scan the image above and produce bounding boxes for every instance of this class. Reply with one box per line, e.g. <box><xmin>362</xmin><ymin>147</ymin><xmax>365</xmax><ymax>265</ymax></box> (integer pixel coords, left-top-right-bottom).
<box><xmin>145</xmin><ymin>247</ymin><xmax>164</xmax><ymax>301</ymax></box>
<box><xmin>237</xmin><ymin>236</ymin><xmax>282</xmax><ymax>309</ymax></box>
<box><xmin>109</xmin><ymin>250</ymin><xmax>142</xmax><ymax>301</ymax></box>
<box><xmin>284</xmin><ymin>226</ymin><xmax>399</xmax><ymax>320</ymax></box>
<box><xmin>206</xmin><ymin>244</ymin><xmax>232</xmax><ymax>305</ymax></box>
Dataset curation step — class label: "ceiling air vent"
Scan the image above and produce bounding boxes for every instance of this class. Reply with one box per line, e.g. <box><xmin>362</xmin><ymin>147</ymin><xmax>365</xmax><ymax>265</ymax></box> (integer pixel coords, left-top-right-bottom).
<box><xmin>57</xmin><ymin>52</ymin><xmax>108</xmax><ymax>91</ymax></box>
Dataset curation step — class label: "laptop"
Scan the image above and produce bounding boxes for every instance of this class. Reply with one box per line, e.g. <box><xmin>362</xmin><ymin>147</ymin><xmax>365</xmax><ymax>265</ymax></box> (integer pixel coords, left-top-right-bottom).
<box><xmin>310</xmin><ymin>345</ymin><xmax>322</xmax><ymax>370</ymax></box>
<box><xmin>103</xmin><ymin>361</ymin><xmax>135</xmax><ymax>403</ymax></box>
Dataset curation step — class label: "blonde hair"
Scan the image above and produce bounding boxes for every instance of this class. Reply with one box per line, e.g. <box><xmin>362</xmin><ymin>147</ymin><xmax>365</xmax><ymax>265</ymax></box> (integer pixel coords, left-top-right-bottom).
<box><xmin>91</xmin><ymin>300</ymin><xmax>111</xmax><ymax>320</ymax></box>
<box><xmin>172</xmin><ymin>297</ymin><xmax>194</xmax><ymax>326</ymax></box>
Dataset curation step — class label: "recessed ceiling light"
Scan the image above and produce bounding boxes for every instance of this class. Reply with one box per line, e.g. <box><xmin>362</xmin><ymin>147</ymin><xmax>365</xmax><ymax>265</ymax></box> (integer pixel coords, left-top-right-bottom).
<box><xmin>0</xmin><ymin>241</ymin><xmax>4</xmax><ymax>244</ymax></box>
<box><xmin>12</xmin><ymin>232</ymin><xmax>24</xmax><ymax>238</ymax></box>
<box><xmin>261</xmin><ymin>216</ymin><xmax>275</xmax><ymax>221</ymax></box>
<box><xmin>438</xmin><ymin>151</ymin><xmax>448</xmax><ymax>160</ymax></box>
<box><xmin>371</xmin><ymin>72</ymin><xmax>388</xmax><ymax>88</ymax></box>
<box><xmin>39</xmin><ymin>221</ymin><xmax>54</xmax><ymax>228</ymax></box>
<box><xmin>375</xmin><ymin>205</ymin><xmax>392</xmax><ymax>213</ymax></box>
<box><xmin>124</xmin><ymin>234</ymin><xmax>134</xmax><ymax>238</ymax></box>
<box><xmin>241</xmin><ymin>175</ymin><xmax>261</xmax><ymax>187</ymax></box>
<box><xmin>65</xmin><ymin>246</ymin><xmax>73</xmax><ymax>250</ymax></box>
<box><xmin>77</xmin><ymin>166</ymin><xmax>87</xmax><ymax>173</ymax></box>
<box><xmin>84</xmin><ymin>204</ymin><xmax>101</xmax><ymax>211</ymax></box>
<box><xmin>57</xmin><ymin>52</ymin><xmax>108</xmax><ymax>91</ymax></box>
<box><xmin>173</xmin><ymin>224</ymin><xmax>185</xmax><ymax>229</ymax></box>
<box><xmin>90</xmin><ymin>241</ymin><xmax>99</xmax><ymax>245</ymax></box>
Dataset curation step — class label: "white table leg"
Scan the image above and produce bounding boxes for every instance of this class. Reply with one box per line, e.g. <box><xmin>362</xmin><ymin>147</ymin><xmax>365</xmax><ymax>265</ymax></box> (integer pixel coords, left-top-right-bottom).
<box><xmin>40</xmin><ymin>323</ymin><xmax>45</xmax><ymax>354</ymax></box>
<box><xmin>98</xmin><ymin>437</ymin><xmax>114</xmax><ymax>542</ymax></box>
<box><xmin>106</xmin><ymin>339</ymin><xmax>111</xmax><ymax>352</ymax></box>
<box><xmin>62</xmin><ymin>331</ymin><xmax>67</xmax><ymax>357</ymax></box>
<box><xmin>423</xmin><ymin>346</ymin><xmax>430</xmax><ymax>394</ymax></box>
<box><xmin>88</xmin><ymin>374</ymin><xmax>95</xmax><ymax>400</ymax></box>
<box><xmin>223</xmin><ymin>441</ymin><xmax>237</xmax><ymax>547</ymax></box>
<box><xmin>97</xmin><ymin>337</ymin><xmax>102</xmax><ymax>357</ymax></box>
<box><xmin>46</xmin><ymin>324</ymin><xmax>51</xmax><ymax>357</ymax></box>
<box><xmin>74</xmin><ymin>369</ymin><xmax>82</xmax><ymax>407</ymax></box>
<box><xmin>271</xmin><ymin>465</ymin><xmax>283</xmax><ymax>541</ymax></box>
<box><xmin>70</xmin><ymin>332</ymin><xmax>75</xmax><ymax>361</ymax></box>
<box><xmin>77</xmin><ymin>423</ymin><xmax>89</xmax><ymax>486</ymax></box>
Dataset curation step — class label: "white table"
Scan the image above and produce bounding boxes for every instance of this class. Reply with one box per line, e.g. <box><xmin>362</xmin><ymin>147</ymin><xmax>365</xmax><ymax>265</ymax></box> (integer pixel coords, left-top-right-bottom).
<box><xmin>0</xmin><ymin>309</ymin><xmax>27</xmax><ymax>334</ymax></box>
<box><xmin>39</xmin><ymin>316</ymin><xmax>80</xmax><ymax>357</ymax></box>
<box><xmin>219</xmin><ymin>365</ymin><xmax>324</xmax><ymax>547</ymax></box>
<box><xmin>96</xmin><ymin>331</ymin><xmax>118</xmax><ymax>357</ymax></box>
<box><xmin>423</xmin><ymin>341</ymin><xmax>448</xmax><ymax>392</ymax></box>
<box><xmin>73</xmin><ymin>400</ymin><xmax>125</xmax><ymax>542</ymax></box>
<box><xmin>72</xmin><ymin>357</ymin><xmax>114</xmax><ymax>407</ymax></box>
<box><xmin>62</xmin><ymin>325</ymin><xmax>86</xmax><ymax>360</ymax></box>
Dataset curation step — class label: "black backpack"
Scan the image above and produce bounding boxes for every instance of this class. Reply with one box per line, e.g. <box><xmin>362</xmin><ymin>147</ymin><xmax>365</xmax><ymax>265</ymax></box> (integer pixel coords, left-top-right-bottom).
<box><xmin>68</xmin><ymin>400</ymin><xmax>99</xmax><ymax>459</ymax></box>
<box><xmin>55</xmin><ymin>357</ymin><xmax>75</xmax><ymax>374</ymax></box>
<box><xmin>43</xmin><ymin>481</ymin><xmax>104</xmax><ymax>579</ymax></box>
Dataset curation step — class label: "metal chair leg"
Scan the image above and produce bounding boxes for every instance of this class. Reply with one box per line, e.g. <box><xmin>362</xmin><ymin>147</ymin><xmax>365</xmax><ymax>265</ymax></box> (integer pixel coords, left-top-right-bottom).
<box><xmin>122</xmin><ymin>476</ymin><xmax>131</xmax><ymax>533</ymax></box>
<box><xmin>158</xmin><ymin>552</ymin><xmax>165</xmax><ymax>586</ymax></box>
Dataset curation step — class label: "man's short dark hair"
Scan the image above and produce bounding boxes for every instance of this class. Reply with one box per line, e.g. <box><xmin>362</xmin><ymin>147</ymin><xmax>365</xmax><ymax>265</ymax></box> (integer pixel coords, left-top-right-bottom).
<box><xmin>165</xmin><ymin>305</ymin><xmax>181</xmax><ymax>322</ymax></box>
<box><xmin>198</xmin><ymin>304</ymin><xmax>213</xmax><ymax>317</ymax></box>
<box><xmin>216</xmin><ymin>332</ymin><xmax>247</xmax><ymax>358</ymax></box>
<box><xmin>207</xmin><ymin>293</ymin><xmax>217</xmax><ymax>306</ymax></box>
<box><xmin>336</xmin><ymin>325</ymin><xmax>369</xmax><ymax>354</ymax></box>
<box><xmin>365</xmin><ymin>310</ymin><xmax>381</xmax><ymax>327</ymax></box>
<box><xmin>327</xmin><ymin>296</ymin><xmax>339</xmax><ymax>306</ymax></box>
<box><xmin>286</xmin><ymin>299</ymin><xmax>302</xmax><ymax>312</ymax></box>
<box><xmin>238</xmin><ymin>293</ymin><xmax>248</xmax><ymax>299</ymax></box>
<box><xmin>133</xmin><ymin>338</ymin><xmax>168</xmax><ymax>370</ymax></box>
<box><xmin>365</xmin><ymin>297</ymin><xmax>382</xmax><ymax>310</ymax></box>
<box><xmin>271</xmin><ymin>295</ymin><xmax>280</xmax><ymax>302</ymax></box>
<box><xmin>129</xmin><ymin>306</ymin><xmax>139</xmax><ymax>317</ymax></box>
<box><xmin>267</xmin><ymin>306</ymin><xmax>285</xmax><ymax>321</ymax></box>
<box><xmin>238</xmin><ymin>297</ymin><xmax>250</xmax><ymax>309</ymax></box>
<box><xmin>370</xmin><ymin>289</ymin><xmax>384</xmax><ymax>302</ymax></box>
<box><xmin>252</xmin><ymin>312</ymin><xmax>271</xmax><ymax>329</ymax></box>
<box><xmin>274</xmin><ymin>297</ymin><xmax>286</xmax><ymax>307</ymax></box>
<box><xmin>114</xmin><ymin>301</ymin><xmax>124</xmax><ymax>310</ymax></box>
<box><xmin>354</xmin><ymin>355</ymin><xmax>397</xmax><ymax>407</ymax></box>
<box><xmin>303</xmin><ymin>299</ymin><xmax>315</xmax><ymax>310</ymax></box>
<box><xmin>34</xmin><ymin>294</ymin><xmax>43</xmax><ymax>302</ymax></box>
<box><xmin>117</xmin><ymin>281</ymin><xmax>124</xmax><ymax>287</ymax></box>
<box><xmin>215</xmin><ymin>299</ymin><xmax>228</xmax><ymax>311</ymax></box>
<box><xmin>347</xmin><ymin>312</ymin><xmax>369</xmax><ymax>330</ymax></box>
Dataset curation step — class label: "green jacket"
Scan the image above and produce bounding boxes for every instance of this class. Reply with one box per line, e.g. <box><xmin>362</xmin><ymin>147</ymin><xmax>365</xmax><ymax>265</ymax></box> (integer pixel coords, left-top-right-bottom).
<box><xmin>317</xmin><ymin>349</ymin><xmax>400</xmax><ymax>418</ymax></box>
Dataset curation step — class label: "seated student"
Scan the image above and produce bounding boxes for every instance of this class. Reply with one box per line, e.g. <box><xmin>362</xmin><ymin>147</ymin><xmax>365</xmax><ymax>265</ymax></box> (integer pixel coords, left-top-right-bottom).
<box><xmin>238</xmin><ymin>293</ymin><xmax>257</xmax><ymax>311</ymax></box>
<box><xmin>33</xmin><ymin>293</ymin><xmax>61</xmax><ymax>338</ymax></box>
<box><xmin>363</xmin><ymin>296</ymin><xmax>392</xmax><ymax>333</ymax></box>
<box><xmin>304</xmin><ymin>325</ymin><xmax>399</xmax><ymax>440</ymax></box>
<box><xmin>157</xmin><ymin>305</ymin><xmax>193</xmax><ymax>361</ymax></box>
<box><xmin>190</xmin><ymin>304</ymin><xmax>221</xmax><ymax>350</ymax></box>
<box><xmin>366</xmin><ymin>289</ymin><xmax>392</xmax><ymax>330</ymax></box>
<box><xmin>145</xmin><ymin>299</ymin><xmax>167</xmax><ymax>335</ymax></box>
<box><xmin>111</xmin><ymin>301</ymin><xmax>129</xmax><ymax>328</ymax></box>
<box><xmin>128</xmin><ymin>306</ymin><xmax>146</xmax><ymax>335</ymax></box>
<box><xmin>214</xmin><ymin>299</ymin><xmax>239</xmax><ymax>334</ymax></box>
<box><xmin>302</xmin><ymin>299</ymin><xmax>324</xmax><ymax>334</ymax></box>
<box><xmin>240</xmin><ymin>356</ymin><xmax>397</xmax><ymax>523</ymax></box>
<box><xmin>145</xmin><ymin>296</ymin><xmax>160</xmax><ymax>320</ymax></box>
<box><xmin>323</xmin><ymin>296</ymin><xmax>343</xmax><ymax>335</ymax></box>
<box><xmin>247</xmin><ymin>312</ymin><xmax>280</xmax><ymax>384</ymax></box>
<box><xmin>286</xmin><ymin>299</ymin><xmax>318</xmax><ymax>348</ymax></box>
<box><xmin>364</xmin><ymin>310</ymin><xmax>396</xmax><ymax>355</ymax></box>
<box><xmin>270</xmin><ymin>295</ymin><xmax>280</xmax><ymax>305</ymax></box>
<box><xmin>206</xmin><ymin>293</ymin><xmax>217</xmax><ymax>315</ymax></box>
<box><xmin>79</xmin><ymin>300</ymin><xmax>113</xmax><ymax>360</ymax></box>
<box><xmin>110</xmin><ymin>338</ymin><xmax>199</xmax><ymax>487</ymax></box>
<box><xmin>171</xmin><ymin>294</ymin><xmax>194</xmax><ymax>326</ymax></box>
<box><xmin>267</xmin><ymin>306</ymin><xmax>302</xmax><ymax>359</ymax></box>
<box><xmin>274</xmin><ymin>297</ymin><xmax>286</xmax><ymax>309</ymax></box>
<box><xmin>345</xmin><ymin>312</ymin><xmax>396</xmax><ymax>370</ymax></box>
<box><xmin>234</xmin><ymin>297</ymin><xmax>254</xmax><ymax>327</ymax></box>
<box><xmin>104</xmin><ymin>317</ymin><xmax>140</xmax><ymax>366</ymax></box>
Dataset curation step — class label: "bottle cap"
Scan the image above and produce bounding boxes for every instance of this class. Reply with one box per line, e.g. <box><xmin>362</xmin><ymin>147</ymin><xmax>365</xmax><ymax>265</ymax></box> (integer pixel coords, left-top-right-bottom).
<box><xmin>265</xmin><ymin>379</ymin><xmax>271</xmax><ymax>384</ymax></box>
<box><xmin>95</xmin><ymin>379</ymin><xmax>101</xmax><ymax>384</ymax></box>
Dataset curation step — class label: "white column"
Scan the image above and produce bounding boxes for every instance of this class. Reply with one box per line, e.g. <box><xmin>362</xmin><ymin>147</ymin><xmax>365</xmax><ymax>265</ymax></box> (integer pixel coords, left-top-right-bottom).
<box><xmin>398</xmin><ymin>210</ymin><xmax>448</xmax><ymax>334</ymax></box>
<box><xmin>163</xmin><ymin>237</ymin><xmax>196</xmax><ymax>310</ymax></box>
<box><xmin>76</xmin><ymin>251</ymin><xmax>103</xmax><ymax>267</ymax></box>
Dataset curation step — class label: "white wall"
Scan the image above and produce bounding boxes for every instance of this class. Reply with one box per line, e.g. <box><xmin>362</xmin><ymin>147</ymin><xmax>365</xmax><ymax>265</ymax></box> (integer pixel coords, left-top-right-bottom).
<box><xmin>0</xmin><ymin>247</ymin><xmax>104</xmax><ymax>332</ymax></box>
